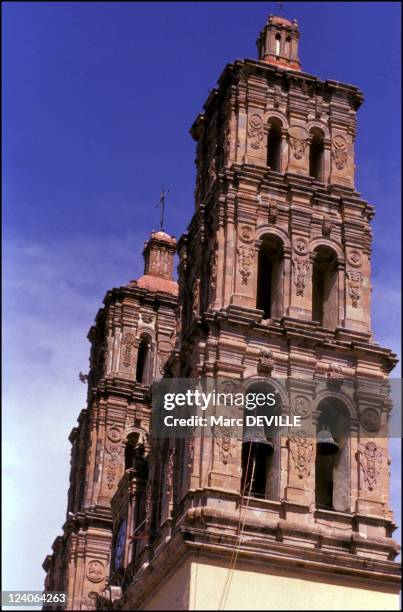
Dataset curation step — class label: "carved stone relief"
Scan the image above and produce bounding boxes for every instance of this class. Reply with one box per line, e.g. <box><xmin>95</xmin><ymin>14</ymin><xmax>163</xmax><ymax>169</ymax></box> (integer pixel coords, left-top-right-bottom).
<box><xmin>322</xmin><ymin>215</ymin><xmax>332</xmax><ymax>237</ymax></box>
<box><xmin>360</xmin><ymin>407</ymin><xmax>381</xmax><ymax>433</ymax></box>
<box><xmin>293</xmin><ymin>395</ymin><xmax>310</xmax><ymax>418</ymax></box>
<box><xmin>288</xmin><ymin>126</ymin><xmax>309</xmax><ymax>159</ymax></box>
<box><xmin>248</xmin><ymin>113</ymin><xmax>264</xmax><ymax>150</ymax></box>
<box><xmin>357</xmin><ymin>441</ymin><xmax>383</xmax><ymax>491</ymax></box>
<box><xmin>258</xmin><ymin>349</ymin><xmax>274</xmax><ymax>374</ymax></box>
<box><xmin>267</xmin><ymin>199</ymin><xmax>278</xmax><ymax>223</ymax></box>
<box><xmin>293</xmin><ymin>256</ymin><xmax>310</xmax><ymax>297</ymax></box>
<box><xmin>166</xmin><ymin>448</ymin><xmax>175</xmax><ymax>496</ymax></box>
<box><xmin>332</xmin><ymin>134</ymin><xmax>348</xmax><ymax>170</ymax></box>
<box><xmin>213</xmin><ymin>425</ymin><xmax>237</xmax><ymax>464</ymax></box>
<box><xmin>192</xmin><ymin>278</ymin><xmax>200</xmax><ymax>317</ymax></box>
<box><xmin>293</xmin><ymin>237</ymin><xmax>309</xmax><ymax>256</ymax></box>
<box><xmin>210</xmin><ymin>243</ymin><xmax>218</xmax><ymax>292</ymax></box>
<box><xmin>121</xmin><ymin>333</ymin><xmax>136</xmax><ymax>368</ymax></box>
<box><xmin>140</xmin><ymin>312</ymin><xmax>154</xmax><ymax>324</ymax></box>
<box><xmin>239</xmin><ymin>224</ymin><xmax>254</xmax><ymax>244</ymax></box>
<box><xmin>347</xmin><ymin>250</ymin><xmax>362</xmax><ymax>268</ymax></box>
<box><xmin>288</xmin><ymin>433</ymin><xmax>314</xmax><ymax>480</ymax></box>
<box><xmin>86</xmin><ymin>560</ymin><xmax>105</xmax><ymax>583</ymax></box>
<box><xmin>105</xmin><ymin>437</ymin><xmax>122</xmax><ymax>490</ymax></box>
<box><xmin>187</xmin><ymin>431</ymin><xmax>195</xmax><ymax>470</ymax></box>
<box><xmin>237</xmin><ymin>245</ymin><xmax>255</xmax><ymax>285</ymax></box>
<box><xmin>346</xmin><ymin>268</ymin><xmax>363</xmax><ymax>308</ymax></box>
<box><xmin>107</xmin><ymin>426</ymin><xmax>122</xmax><ymax>443</ymax></box>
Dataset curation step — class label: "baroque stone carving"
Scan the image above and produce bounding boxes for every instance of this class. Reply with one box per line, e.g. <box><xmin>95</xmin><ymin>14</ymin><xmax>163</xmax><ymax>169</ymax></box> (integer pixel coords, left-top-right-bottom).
<box><xmin>293</xmin><ymin>256</ymin><xmax>310</xmax><ymax>297</ymax></box>
<box><xmin>187</xmin><ymin>431</ymin><xmax>195</xmax><ymax>470</ymax></box>
<box><xmin>192</xmin><ymin>278</ymin><xmax>200</xmax><ymax>317</ymax></box>
<box><xmin>86</xmin><ymin>560</ymin><xmax>105</xmax><ymax>583</ymax></box>
<box><xmin>293</xmin><ymin>395</ymin><xmax>310</xmax><ymax>418</ymax></box>
<box><xmin>327</xmin><ymin>363</ymin><xmax>343</xmax><ymax>389</ymax></box>
<box><xmin>360</xmin><ymin>407</ymin><xmax>381</xmax><ymax>433</ymax></box>
<box><xmin>105</xmin><ymin>440</ymin><xmax>122</xmax><ymax>490</ymax></box>
<box><xmin>258</xmin><ymin>349</ymin><xmax>274</xmax><ymax>374</ymax></box>
<box><xmin>288</xmin><ymin>434</ymin><xmax>314</xmax><ymax>480</ymax></box>
<box><xmin>322</xmin><ymin>215</ymin><xmax>332</xmax><ymax>237</ymax></box>
<box><xmin>166</xmin><ymin>448</ymin><xmax>175</xmax><ymax>496</ymax></box>
<box><xmin>141</xmin><ymin>312</ymin><xmax>154</xmax><ymax>324</ymax></box>
<box><xmin>239</xmin><ymin>224</ymin><xmax>254</xmax><ymax>244</ymax></box>
<box><xmin>347</xmin><ymin>250</ymin><xmax>362</xmax><ymax>268</ymax></box>
<box><xmin>346</xmin><ymin>268</ymin><xmax>363</xmax><ymax>308</ymax></box>
<box><xmin>332</xmin><ymin>134</ymin><xmax>348</xmax><ymax>170</ymax></box>
<box><xmin>107</xmin><ymin>426</ymin><xmax>122</xmax><ymax>443</ymax></box>
<box><xmin>208</xmin><ymin>155</ymin><xmax>216</xmax><ymax>184</ymax></box>
<box><xmin>213</xmin><ymin>424</ymin><xmax>237</xmax><ymax>464</ymax></box>
<box><xmin>248</xmin><ymin>113</ymin><xmax>264</xmax><ymax>149</ymax></box>
<box><xmin>223</xmin><ymin>121</ymin><xmax>231</xmax><ymax>164</ymax></box>
<box><xmin>210</xmin><ymin>244</ymin><xmax>218</xmax><ymax>292</ymax></box>
<box><xmin>237</xmin><ymin>245</ymin><xmax>255</xmax><ymax>285</ymax></box>
<box><xmin>288</xmin><ymin>126</ymin><xmax>309</xmax><ymax>160</ymax></box>
<box><xmin>267</xmin><ymin>199</ymin><xmax>278</xmax><ymax>223</ymax></box>
<box><xmin>145</xmin><ymin>482</ymin><xmax>152</xmax><ymax>530</ymax></box>
<box><xmin>293</xmin><ymin>237</ymin><xmax>309</xmax><ymax>255</ymax></box>
<box><xmin>121</xmin><ymin>333</ymin><xmax>136</xmax><ymax>367</ymax></box>
<box><xmin>357</xmin><ymin>441</ymin><xmax>383</xmax><ymax>491</ymax></box>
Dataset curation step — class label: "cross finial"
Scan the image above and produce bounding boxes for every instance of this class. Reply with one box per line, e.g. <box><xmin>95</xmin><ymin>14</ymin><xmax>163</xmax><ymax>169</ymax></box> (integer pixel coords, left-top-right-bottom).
<box><xmin>277</xmin><ymin>1</ymin><xmax>283</xmax><ymax>14</ymax></box>
<box><xmin>156</xmin><ymin>188</ymin><xmax>169</xmax><ymax>230</ymax></box>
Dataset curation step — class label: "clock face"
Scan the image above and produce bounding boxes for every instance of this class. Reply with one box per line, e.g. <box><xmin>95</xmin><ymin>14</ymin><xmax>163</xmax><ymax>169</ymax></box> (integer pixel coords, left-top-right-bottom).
<box><xmin>114</xmin><ymin>519</ymin><xmax>127</xmax><ymax>570</ymax></box>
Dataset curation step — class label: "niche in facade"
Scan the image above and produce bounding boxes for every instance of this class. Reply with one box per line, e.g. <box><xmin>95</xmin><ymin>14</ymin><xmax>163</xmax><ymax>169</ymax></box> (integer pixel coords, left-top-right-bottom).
<box><xmin>256</xmin><ymin>234</ymin><xmax>284</xmax><ymax>320</ymax></box>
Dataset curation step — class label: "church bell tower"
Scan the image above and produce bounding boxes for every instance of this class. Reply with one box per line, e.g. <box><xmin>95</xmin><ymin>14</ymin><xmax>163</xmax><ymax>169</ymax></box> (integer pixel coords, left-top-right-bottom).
<box><xmin>104</xmin><ymin>14</ymin><xmax>400</xmax><ymax>611</ymax></box>
<box><xmin>44</xmin><ymin>13</ymin><xmax>400</xmax><ymax>611</ymax></box>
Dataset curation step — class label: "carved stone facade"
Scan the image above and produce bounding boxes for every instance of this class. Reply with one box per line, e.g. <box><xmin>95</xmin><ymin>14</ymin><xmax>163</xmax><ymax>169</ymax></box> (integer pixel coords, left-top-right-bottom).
<box><xmin>43</xmin><ymin>13</ymin><xmax>400</xmax><ymax>611</ymax></box>
<box><xmin>43</xmin><ymin>231</ymin><xmax>178</xmax><ymax>610</ymax></box>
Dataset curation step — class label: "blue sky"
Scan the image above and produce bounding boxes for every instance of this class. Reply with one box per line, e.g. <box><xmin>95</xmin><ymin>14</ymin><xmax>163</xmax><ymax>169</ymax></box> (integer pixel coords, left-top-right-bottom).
<box><xmin>3</xmin><ymin>1</ymin><xmax>401</xmax><ymax>593</ymax></box>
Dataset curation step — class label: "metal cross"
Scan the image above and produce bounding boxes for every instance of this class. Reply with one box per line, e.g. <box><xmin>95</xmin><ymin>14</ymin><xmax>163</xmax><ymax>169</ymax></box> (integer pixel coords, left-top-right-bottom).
<box><xmin>157</xmin><ymin>188</ymin><xmax>169</xmax><ymax>230</ymax></box>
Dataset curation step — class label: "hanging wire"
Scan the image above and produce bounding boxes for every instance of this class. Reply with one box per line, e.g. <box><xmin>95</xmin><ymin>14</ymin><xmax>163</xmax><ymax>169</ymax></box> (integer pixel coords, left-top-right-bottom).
<box><xmin>218</xmin><ymin>441</ymin><xmax>255</xmax><ymax>610</ymax></box>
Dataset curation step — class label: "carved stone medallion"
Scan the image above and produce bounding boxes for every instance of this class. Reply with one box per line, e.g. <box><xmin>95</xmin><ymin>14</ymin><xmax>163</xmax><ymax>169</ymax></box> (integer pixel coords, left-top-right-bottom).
<box><xmin>360</xmin><ymin>407</ymin><xmax>381</xmax><ymax>433</ymax></box>
<box><xmin>87</xmin><ymin>560</ymin><xmax>105</xmax><ymax>583</ymax></box>
<box><xmin>347</xmin><ymin>250</ymin><xmax>362</xmax><ymax>268</ymax></box>
<box><xmin>293</xmin><ymin>395</ymin><xmax>310</xmax><ymax>418</ymax></box>
<box><xmin>239</xmin><ymin>224</ymin><xmax>254</xmax><ymax>244</ymax></box>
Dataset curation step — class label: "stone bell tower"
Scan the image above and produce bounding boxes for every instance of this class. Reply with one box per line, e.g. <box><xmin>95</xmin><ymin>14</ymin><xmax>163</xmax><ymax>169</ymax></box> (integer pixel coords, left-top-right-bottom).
<box><xmin>102</xmin><ymin>14</ymin><xmax>400</xmax><ymax>611</ymax></box>
<box><xmin>42</xmin><ymin>231</ymin><xmax>178</xmax><ymax>610</ymax></box>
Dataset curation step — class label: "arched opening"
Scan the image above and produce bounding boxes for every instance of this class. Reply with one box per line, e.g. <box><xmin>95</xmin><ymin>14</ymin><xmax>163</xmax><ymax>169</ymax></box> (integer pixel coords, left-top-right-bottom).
<box><xmin>256</xmin><ymin>234</ymin><xmax>284</xmax><ymax>320</ymax></box>
<box><xmin>267</xmin><ymin>118</ymin><xmax>282</xmax><ymax>172</ymax></box>
<box><xmin>125</xmin><ymin>431</ymin><xmax>146</xmax><ymax>470</ymax></box>
<box><xmin>309</xmin><ymin>128</ymin><xmax>325</xmax><ymax>181</ymax></box>
<box><xmin>241</xmin><ymin>382</ymin><xmax>281</xmax><ymax>500</ymax></box>
<box><xmin>312</xmin><ymin>245</ymin><xmax>338</xmax><ymax>328</ymax></box>
<box><xmin>275</xmin><ymin>34</ymin><xmax>281</xmax><ymax>57</ymax></box>
<box><xmin>284</xmin><ymin>36</ymin><xmax>291</xmax><ymax>58</ymax></box>
<box><xmin>315</xmin><ymin>397</ymin><xmax>350</xmax><ymax>512</ymax></box>
<box><xmin>136</xmin><ymin>334</ymin><xmax>152</xmax><ymax>384</ymax></box>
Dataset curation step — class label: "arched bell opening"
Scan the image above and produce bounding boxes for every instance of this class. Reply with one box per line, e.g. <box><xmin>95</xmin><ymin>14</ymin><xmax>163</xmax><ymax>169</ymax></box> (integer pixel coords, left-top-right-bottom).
<box><xmin>256</xmin><ymin>234</ymin><xmax>284</xmax><ymax>320</ymax></box>
<box><xmin>267</xmin><ymin>118</ymin><xmax>283</xmax><ymax>172</ymax></box>
<box><xmin>241</xmin><ymin>382</ymin><xmax>281</xmax><ymax>500</ymax></box>
<box><xmin>309</xmin><ymin>127</ymin><xmax>325</xmax><ymax>181</ymax></box>
<box><xmin>312</xmin><ymin>245</ymin><xmax>338</xmax><ymax>328</ymax></box>
<box><xmin>315</xmin><ymin>397</ymin><xmax>351</xmax><ymax>512</ymax></box>
<box><xmin>136</xmin><ymin>333</ymin><xmax>153</xmax><ymax>384</ymax></box>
